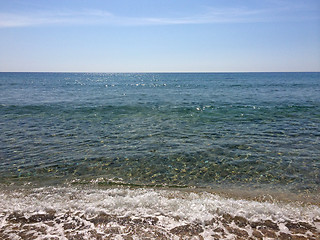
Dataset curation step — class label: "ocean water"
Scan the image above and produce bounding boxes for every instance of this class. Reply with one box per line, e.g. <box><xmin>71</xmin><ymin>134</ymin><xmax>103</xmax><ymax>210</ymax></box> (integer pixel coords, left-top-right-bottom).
<box><xmin>0</xmin><ymin>72</ymin><xmax>319</xmax><ymax>239</ymax></box>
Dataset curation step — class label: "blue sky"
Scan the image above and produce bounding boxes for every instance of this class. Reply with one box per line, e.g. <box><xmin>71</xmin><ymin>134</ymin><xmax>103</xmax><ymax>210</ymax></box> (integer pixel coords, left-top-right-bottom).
<box><xmin>0</xmin><ymin>0</ymin><xmax>319</xmax><ymax>72</ymax></box>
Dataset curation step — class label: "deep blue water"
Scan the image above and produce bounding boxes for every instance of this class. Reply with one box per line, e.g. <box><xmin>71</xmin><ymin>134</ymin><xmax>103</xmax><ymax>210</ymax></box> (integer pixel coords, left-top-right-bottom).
<box><xmin>0</xmin><ymin>72</ymin><xmax>319</xmax><ymax>194</ymax></box>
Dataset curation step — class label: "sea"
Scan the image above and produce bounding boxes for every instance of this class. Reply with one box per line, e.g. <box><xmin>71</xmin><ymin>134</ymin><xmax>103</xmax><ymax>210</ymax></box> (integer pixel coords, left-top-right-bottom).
<box><xmin>0</xmin><ymin>72</ymin><xmax>319</xmax><ymax>239</ymax></box>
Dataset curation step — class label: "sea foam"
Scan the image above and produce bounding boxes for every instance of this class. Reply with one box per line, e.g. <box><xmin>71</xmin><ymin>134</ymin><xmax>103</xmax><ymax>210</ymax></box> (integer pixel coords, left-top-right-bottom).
<box><xmin>0</xmin><ymin>186</ymin><xmax>319</xmax><ymax>239</ymax></box>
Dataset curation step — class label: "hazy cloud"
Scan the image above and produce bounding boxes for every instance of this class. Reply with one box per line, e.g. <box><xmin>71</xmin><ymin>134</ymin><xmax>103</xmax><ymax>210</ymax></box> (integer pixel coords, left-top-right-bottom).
<box><xmin>0</xmin><ymin>4</ymin><xmax>318</xmax><ymax>28</ymax></box>
<box><xmin>0</xmin><ymin>9</ymin><xmax>114</xmax><ymax>28</ymax></box>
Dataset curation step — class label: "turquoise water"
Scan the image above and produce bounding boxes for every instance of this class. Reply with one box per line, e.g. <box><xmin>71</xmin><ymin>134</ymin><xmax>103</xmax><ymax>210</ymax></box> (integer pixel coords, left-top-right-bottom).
<box><xmin>1</xmin><ymin>72</ymin><xmax>320</xmax><ymax>239</ymax></box>
<box><xmin>1</xmin><ymin>72</ymin><xmax>320</xmax><ymax>192</ymax></box>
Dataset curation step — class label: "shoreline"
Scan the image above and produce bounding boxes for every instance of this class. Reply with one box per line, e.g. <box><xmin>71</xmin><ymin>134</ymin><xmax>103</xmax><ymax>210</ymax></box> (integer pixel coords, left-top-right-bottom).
<box><xmin>0</xmin><ymin>185</ymin><xmax>319</xmax><ymax>239</ymax></box>
<box><xmin>1</xmin><ymin>177</ymin><xmax>319</xmax><ymax>206</ymax></box>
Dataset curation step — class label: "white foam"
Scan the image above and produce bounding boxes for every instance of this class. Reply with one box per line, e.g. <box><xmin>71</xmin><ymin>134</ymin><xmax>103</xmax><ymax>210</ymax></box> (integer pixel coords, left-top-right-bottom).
<box><xmin>0</xmin><ymin>186</ymin><xmax>319</xmax><ymax>239</ymax></box>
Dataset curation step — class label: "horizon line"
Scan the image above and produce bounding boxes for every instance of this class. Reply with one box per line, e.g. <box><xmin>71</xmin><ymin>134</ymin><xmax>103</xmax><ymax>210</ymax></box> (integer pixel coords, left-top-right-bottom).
<box><xmin>1</xmin><ymin>71</ymin><xmax>319</xmax><ymax>74</ymax></box>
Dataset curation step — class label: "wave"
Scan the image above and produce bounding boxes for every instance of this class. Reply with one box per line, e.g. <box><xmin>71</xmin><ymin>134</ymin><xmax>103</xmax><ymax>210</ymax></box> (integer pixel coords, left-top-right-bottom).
<box><xmin>2</xmin><ymin>102</ymin><xmax>319</xmax><ymax>120</ymax></box>
<box><xmin>0</xmin><ymin>186</ymin><xmax>319</xmax><ymax>239</ymax></box>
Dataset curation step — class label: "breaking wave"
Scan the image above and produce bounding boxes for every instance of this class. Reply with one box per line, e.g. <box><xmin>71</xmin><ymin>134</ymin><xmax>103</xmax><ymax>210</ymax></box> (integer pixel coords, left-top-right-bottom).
<box><xmin>0</xmin><ymin>186</ymin><xmax>319</xmax><ymax>239</ymax></box>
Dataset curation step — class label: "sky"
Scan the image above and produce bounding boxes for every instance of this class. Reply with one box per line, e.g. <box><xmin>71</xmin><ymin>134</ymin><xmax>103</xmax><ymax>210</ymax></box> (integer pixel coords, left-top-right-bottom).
<box><xmin>0</xmin><ymin>0</ymin><xmax>319</xmax><ymax>72</ymax></box>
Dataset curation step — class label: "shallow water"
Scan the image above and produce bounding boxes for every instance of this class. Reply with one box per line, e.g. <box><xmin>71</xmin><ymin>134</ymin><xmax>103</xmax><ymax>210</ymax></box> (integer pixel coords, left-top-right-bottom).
<box><xmin>0</xmin><ymin>72</ymin><xmax>319</xmax><ymax>238</ymax></box>
<box><xmin>0</xmin><ymin>186</ymin><xmax>319</xmax><ymax>239</ymax></box>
